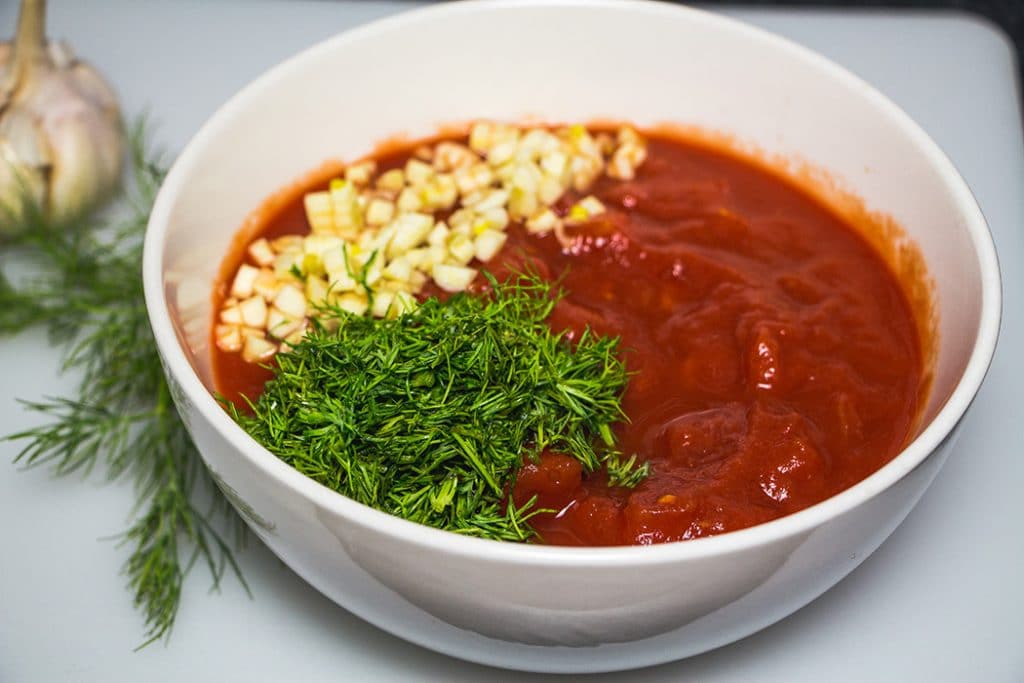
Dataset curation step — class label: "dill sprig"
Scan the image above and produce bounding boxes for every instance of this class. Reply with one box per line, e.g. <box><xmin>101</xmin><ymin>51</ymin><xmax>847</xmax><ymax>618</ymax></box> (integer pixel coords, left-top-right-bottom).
<box><xmin>231</xmin><ymin>274</ymin><xmax>648</xmax><ymax>541</ymax></box>
<box><xmin>1</xmin><ymin>122</ymin><xmax>245</xmax><ymax>648</ymax></box>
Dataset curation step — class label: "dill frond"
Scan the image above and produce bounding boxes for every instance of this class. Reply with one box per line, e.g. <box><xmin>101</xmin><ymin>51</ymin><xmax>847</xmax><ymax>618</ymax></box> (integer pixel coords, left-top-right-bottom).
<box><xmin>1</xmin><ymin>120</ymin><xmax>246</xmax><ymax>647</ymax></box>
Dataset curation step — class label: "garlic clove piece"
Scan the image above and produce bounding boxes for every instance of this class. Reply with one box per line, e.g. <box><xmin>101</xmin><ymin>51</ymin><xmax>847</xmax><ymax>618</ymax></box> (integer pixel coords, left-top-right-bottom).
<box><xmin>0</xmin><ymin>104</ymin><xmax>48</xmax><ymax>225</ymax></box>
<box><xmin>0</xmin><ymin>0</ymin><xmax>125</xmax><ymax>232</ymax></box>
<box><xmin>38</xmin><ymin>90</ymin><xmax>123</xmax><ymax>223</ymax></box>
<box><xmin>0</xmin><ymin>103</ymin><xmax>51</xmax><ymax>167</ymax></box>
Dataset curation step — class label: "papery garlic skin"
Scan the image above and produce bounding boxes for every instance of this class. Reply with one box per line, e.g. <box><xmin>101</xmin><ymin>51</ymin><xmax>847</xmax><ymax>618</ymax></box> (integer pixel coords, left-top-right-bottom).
<box><xmin>0</xmin><ymin>0</ymin><xmax>124</xmax><ymax>233</ymax></box>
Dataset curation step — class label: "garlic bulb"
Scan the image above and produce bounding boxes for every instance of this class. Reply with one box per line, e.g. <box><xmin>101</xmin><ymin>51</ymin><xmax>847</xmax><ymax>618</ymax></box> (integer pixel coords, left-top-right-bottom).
<box><xmin>0</xmin><ymin>0</ymin><xmax>124</xmax><ymax>233</ymax></box>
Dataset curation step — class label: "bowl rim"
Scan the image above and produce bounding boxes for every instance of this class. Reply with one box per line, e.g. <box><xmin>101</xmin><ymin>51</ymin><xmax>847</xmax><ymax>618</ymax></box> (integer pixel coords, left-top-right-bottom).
<box><xmin>143</xmin><ymin>0</ymin><xmax>1002</xmax><ymax>566</ymax></box>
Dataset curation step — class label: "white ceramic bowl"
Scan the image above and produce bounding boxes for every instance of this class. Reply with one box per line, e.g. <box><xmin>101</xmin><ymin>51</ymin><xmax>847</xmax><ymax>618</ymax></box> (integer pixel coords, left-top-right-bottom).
<box><xmin>143</xmin><ymin>0</ymin><xmax>1000</xmax><ymax>673</ymax></box>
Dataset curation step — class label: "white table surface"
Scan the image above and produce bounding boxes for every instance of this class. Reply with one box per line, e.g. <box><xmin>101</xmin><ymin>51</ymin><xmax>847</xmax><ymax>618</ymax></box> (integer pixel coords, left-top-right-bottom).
<box><xmin>1</xmin><ymin>1</ymin><xmax>1021</xmax><ymax>681</ymax></box>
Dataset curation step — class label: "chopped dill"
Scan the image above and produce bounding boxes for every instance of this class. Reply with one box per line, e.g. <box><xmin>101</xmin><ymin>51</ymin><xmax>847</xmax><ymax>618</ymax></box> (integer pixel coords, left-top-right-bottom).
<box><xmin>230</xmin><ymin>274</ymin><xmax>648</xmax><ymax>541</ymax></box>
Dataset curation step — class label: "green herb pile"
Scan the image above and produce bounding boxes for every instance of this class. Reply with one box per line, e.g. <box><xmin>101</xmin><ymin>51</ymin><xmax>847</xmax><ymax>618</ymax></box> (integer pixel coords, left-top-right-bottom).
<box><xmin>231</xmin><ymin>274</ymin><xmax>648</xmax><ymax>541</ymax></box>
<box><xmin>1</xmin><ymin>127</ymin><xmax>244</xmax><ymax>647</ymax></box>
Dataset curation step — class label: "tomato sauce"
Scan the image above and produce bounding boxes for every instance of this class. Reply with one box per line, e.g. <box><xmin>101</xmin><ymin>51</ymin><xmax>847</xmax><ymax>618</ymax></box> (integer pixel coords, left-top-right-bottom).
<box><xmin>212</xmin><ymin>132</ymin><xmax>924</xmax><ymax>546</ymax></box>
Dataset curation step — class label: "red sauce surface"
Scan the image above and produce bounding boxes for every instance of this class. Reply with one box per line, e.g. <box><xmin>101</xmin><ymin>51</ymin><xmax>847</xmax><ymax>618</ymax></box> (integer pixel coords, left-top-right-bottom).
<box><xmin>213</xmin><ymin>132</ymin><xmax>923</xmax><ymax>546</ymax></box>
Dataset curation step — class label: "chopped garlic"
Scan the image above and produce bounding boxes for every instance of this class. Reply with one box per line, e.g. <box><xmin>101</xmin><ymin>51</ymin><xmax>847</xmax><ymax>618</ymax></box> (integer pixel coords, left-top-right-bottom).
<box><xmin>468</xmin><ymin>188</ymin><xmax>509</xmax><ymax>211</ymax></box>
<box><xmin>448</xmin><ymin>207</ymin><xmax>474</xmax><ymax>232</ymax></box>
<box><xmin>326</xmin><ymin>265</ymin><xmax>358</xmax><ymax>294</ymax></box>
<box><xmin>526</xmin><ymin>208</ymin><xmax>561</xmax><ymax>234</ymax></box>
<box><xmin>571</xmin><ymin>155</ymin><xmax>603</xmax><ymax>192</ymax></box>
<box><xmin>404</xmin><ymin>247</ymin><xmax>428</xmax><ymax>268</ymax></box>
<box><xmin>248</xmin><ymin>238</ymin><xmax>275</xmax><ymax>267</ymax></box>
<box><xmin>281</xmin><ymin>322</ymin><xmax>308</xmax><ymax>351</ymax></box>
<box><xmin>618</xmin><ymin>126</ymin><xmax>642</xmax><ymax>146</ymax></box>
<box><xmin>239</xmin><ymin>295</ymin><xmax>268</xmax><ymax>328</ymax></box>
<box><xmin>388</xmin><ymin>212</ymin><xmax>435</xmax><ymax>258</ymax></box>
<box><xmin>365</xmin><ymin>198</ymin><xmax>395</xmax><ymax>226</ymax></box>
<box><xmin>577</xmin><ymin>195</ymin><xmax>607</xmax><ymax>216</ymax></box>
<box><xmin>607</xmin><ymin>128</ymin><xmax>647</xmax><ymax>181</ymax></box>
<box><xmin>434</xmin><ymin>142</ymin><xmax>477</xmax><ymax>171</ymax></box>
<box><xmin>242</xmin><ymin>333</ymin><xmax>277</xmax><ymax>364</ymax></box>
<box><xmin>538</xmin><ymin>174</ymin><xmax>566</xmax><ymax>206</ymax></box>
<box><xmin>220</xmin><ymin>305</ymin><xmax>243</xmax><ymax>325</ymax></box>
<box><xmin>270</xmin><ymin>235</ymin><xmax>303</xmax><ymax>253</ymax></box>
<box><xmin>421</xmin><ymin>244</ymin><xmax>448</xmax><ymax>270</ymax></box>
<box><xmin>469</xmin><ymin>121</ymin><xmax>519</xmax><ymax>155</ymax></box>
<box><xmin>607</xmin><ymin>153</ymin><xmax>635</xmax><ymax>181</ymax></box>
<box><xmin>540</xmin><ymin>150</ymin><xmax>569</xmax><ymax>178</ymax></box>
<box><xmin>320</xmin><ymin>246</ymin><xmax>347</xmax><ymax>276</ymax></box>
<box><xmin>252</xmin><ymin>270</ymin><xmax>281</xmax><ymax>301</ymax></box>
<box><xmin>335</xmin><ymin>292</ymin><xmax>369</xmax><ymax>316</ymax></box>
<box><xmin>345</xmin><ymin>160</ymin><xmax>377</xmax><ymax>186</ymax></box>
<box><xmin>468</xmin><ymin>121</ymin><xmax>497</xmax><ymax>153</ymax></box>
<box><xmin>300</xmin><ymin>252</ymin><xmax>325</xmax><ymax>278</ymax></box>
<box><xmin>392</xmin><ymin>290</ymin><xmax>418</xmax><ymax>315</ymax></box>
<box><xmin>474</xmin><ymin>229</ymin><xmax>507</xmax><ymax>262</ymax></box>
<box><xmin>273</xmin><ymin>250</ymin><xmax>302</xmax><ymax>279</ymax></box>
<box><xmin>304</xmin><ymin>233</ymin><xmax>344</xmax><ymax>257</ymax></box>
<box><xmin>512</xmin><ymin>161</ymin><xmax>541</xmax><ymax>193</ymax></box>
<box><xmin>418</xmin><ymin>173</ymin><xmax>458</xmax><ymax>211</ymax></box>
<box><xmin>408</xmin><ymin>270</ymin><xmax>428</xmax><ymax>290</ymax></box>
<box><xmin>508</xmin><ymin>186</ymin><xmax>538</xmax><ymax>221</ymax></box>
<box><xmin>215</xmin><ymin>324</ymin><xmax>242</xmax><ymax>352</ymax></box>
<box><xmin>329</xmin><ymin>180</ymin><xmax>363</xmax><ymax>236</ymax></box>
<box><xmin>370</xmin><ymin>290</ymin><xmax>395</xmax><ymax>318</ymax></box>
<box><xmin>566</xmin><ymin>195</ymin><xmax>606</xmax><ymax>225</ymax></box>
<box><xmin>363</xmin><ymin>260</ymin><xmax>383</xmax><ymax>287</ymax></box>
<box><xmin>488</xmin><ymin>140</ymin><xmax>517</xmax><ymax>166</ymax></box>
<box><xmin>447</xmin><ymin>233</ymin><xmax>475</xmax><ymax>265</ymax></box>
<box><xmin>273</xmin><ymin>284</ymin><xmax>307</xmax><ymax>319</ymax></box>
<box><xmin>432</xmin><ymin>263</ymin><xmax>477</xmax><ymax>292</ymax></box>
<box><xmin>267</xmin><ymin>307</ymin><xmax>302</xmax><ymax>340</ymax></box>
<box><xmin>427</xmin><ymin>221</ymin><xmax>450</xmax><ymax>247</ymax></box>
<box><xmin>303</xmin><ymin>192</ymin><xmax>333</xmax><ymax>233</ymax></box>
<box><xmin>473</xmin><ymin>207</ymin><xmax>509</xmax><ymax>234</ymax></box>
<box><xmin>454</xmin><ymin>163</ymin><xmax>494</xmax><ymax>195</ymax></box>
<box><xmin>230</xmin><ymin>264</ymin><xmax>260</xmax><ymax>299</ymax></box>
<box><xmin>608</xmin><ymin>143</ymin><xmax>647</xmax><ymax>181</ymax></box>
<box><xmin>363</xmin><ymin>223</ymin><xmax>395</xmax><ymax>255</ymax></box>
<box><xmin>521</xmin><ymin>128</ymin><xmax>559</xmax><ymax>156</ymax></box>
<box><xmin>221</xmin><ymin>122</ymin><xmax>648</xmax><ymax>364</ymax></box>
<box><xmin>404</xmin><ymin>158</ymin><xmax>434</xmax><ymax>186</ymax></box>
<box><xmin>383</xmin><ymin>255</ymin><xmax>414</xmax><ymax>283</ymax></box>
<box><xmin>396</xmin><ymin>186</ymin><xmax>423</xmax><ymax>213</ymax></box>
<box><xmin>305</xmin><ymin>276</ymin><xmax>330</xmax><ymax>310</ymax></box>
<box><xmin>376</xmin><ymin>168</ymin><xmax>405</xmax><ymax>193</ymax></box>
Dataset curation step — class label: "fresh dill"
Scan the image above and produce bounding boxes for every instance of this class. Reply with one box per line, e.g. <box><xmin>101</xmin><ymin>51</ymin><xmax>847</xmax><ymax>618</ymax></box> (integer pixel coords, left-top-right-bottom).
<box><xmin>1</xmin><ymin>123</ymin><xmax>245</xmax><ymax>648</ymax></box>
<box><xmin>230</xmin><ymin>274</ymin><xmax>648</xmax><ymax>541</ymax></box>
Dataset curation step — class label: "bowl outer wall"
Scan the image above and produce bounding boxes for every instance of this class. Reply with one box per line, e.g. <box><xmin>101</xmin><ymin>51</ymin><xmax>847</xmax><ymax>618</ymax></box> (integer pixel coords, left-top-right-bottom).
<box><xmin>141</xmin><ymin>0</ymin><xmax>1001</xmax><ymax>660</ymax></box>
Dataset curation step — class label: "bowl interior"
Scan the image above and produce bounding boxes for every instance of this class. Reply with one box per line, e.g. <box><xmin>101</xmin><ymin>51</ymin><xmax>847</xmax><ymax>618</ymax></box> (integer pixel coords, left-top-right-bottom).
<box><xmin>151</xmin><ymin>0</ymin><xmax>996</xmax><ymax>532</ymax></box>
